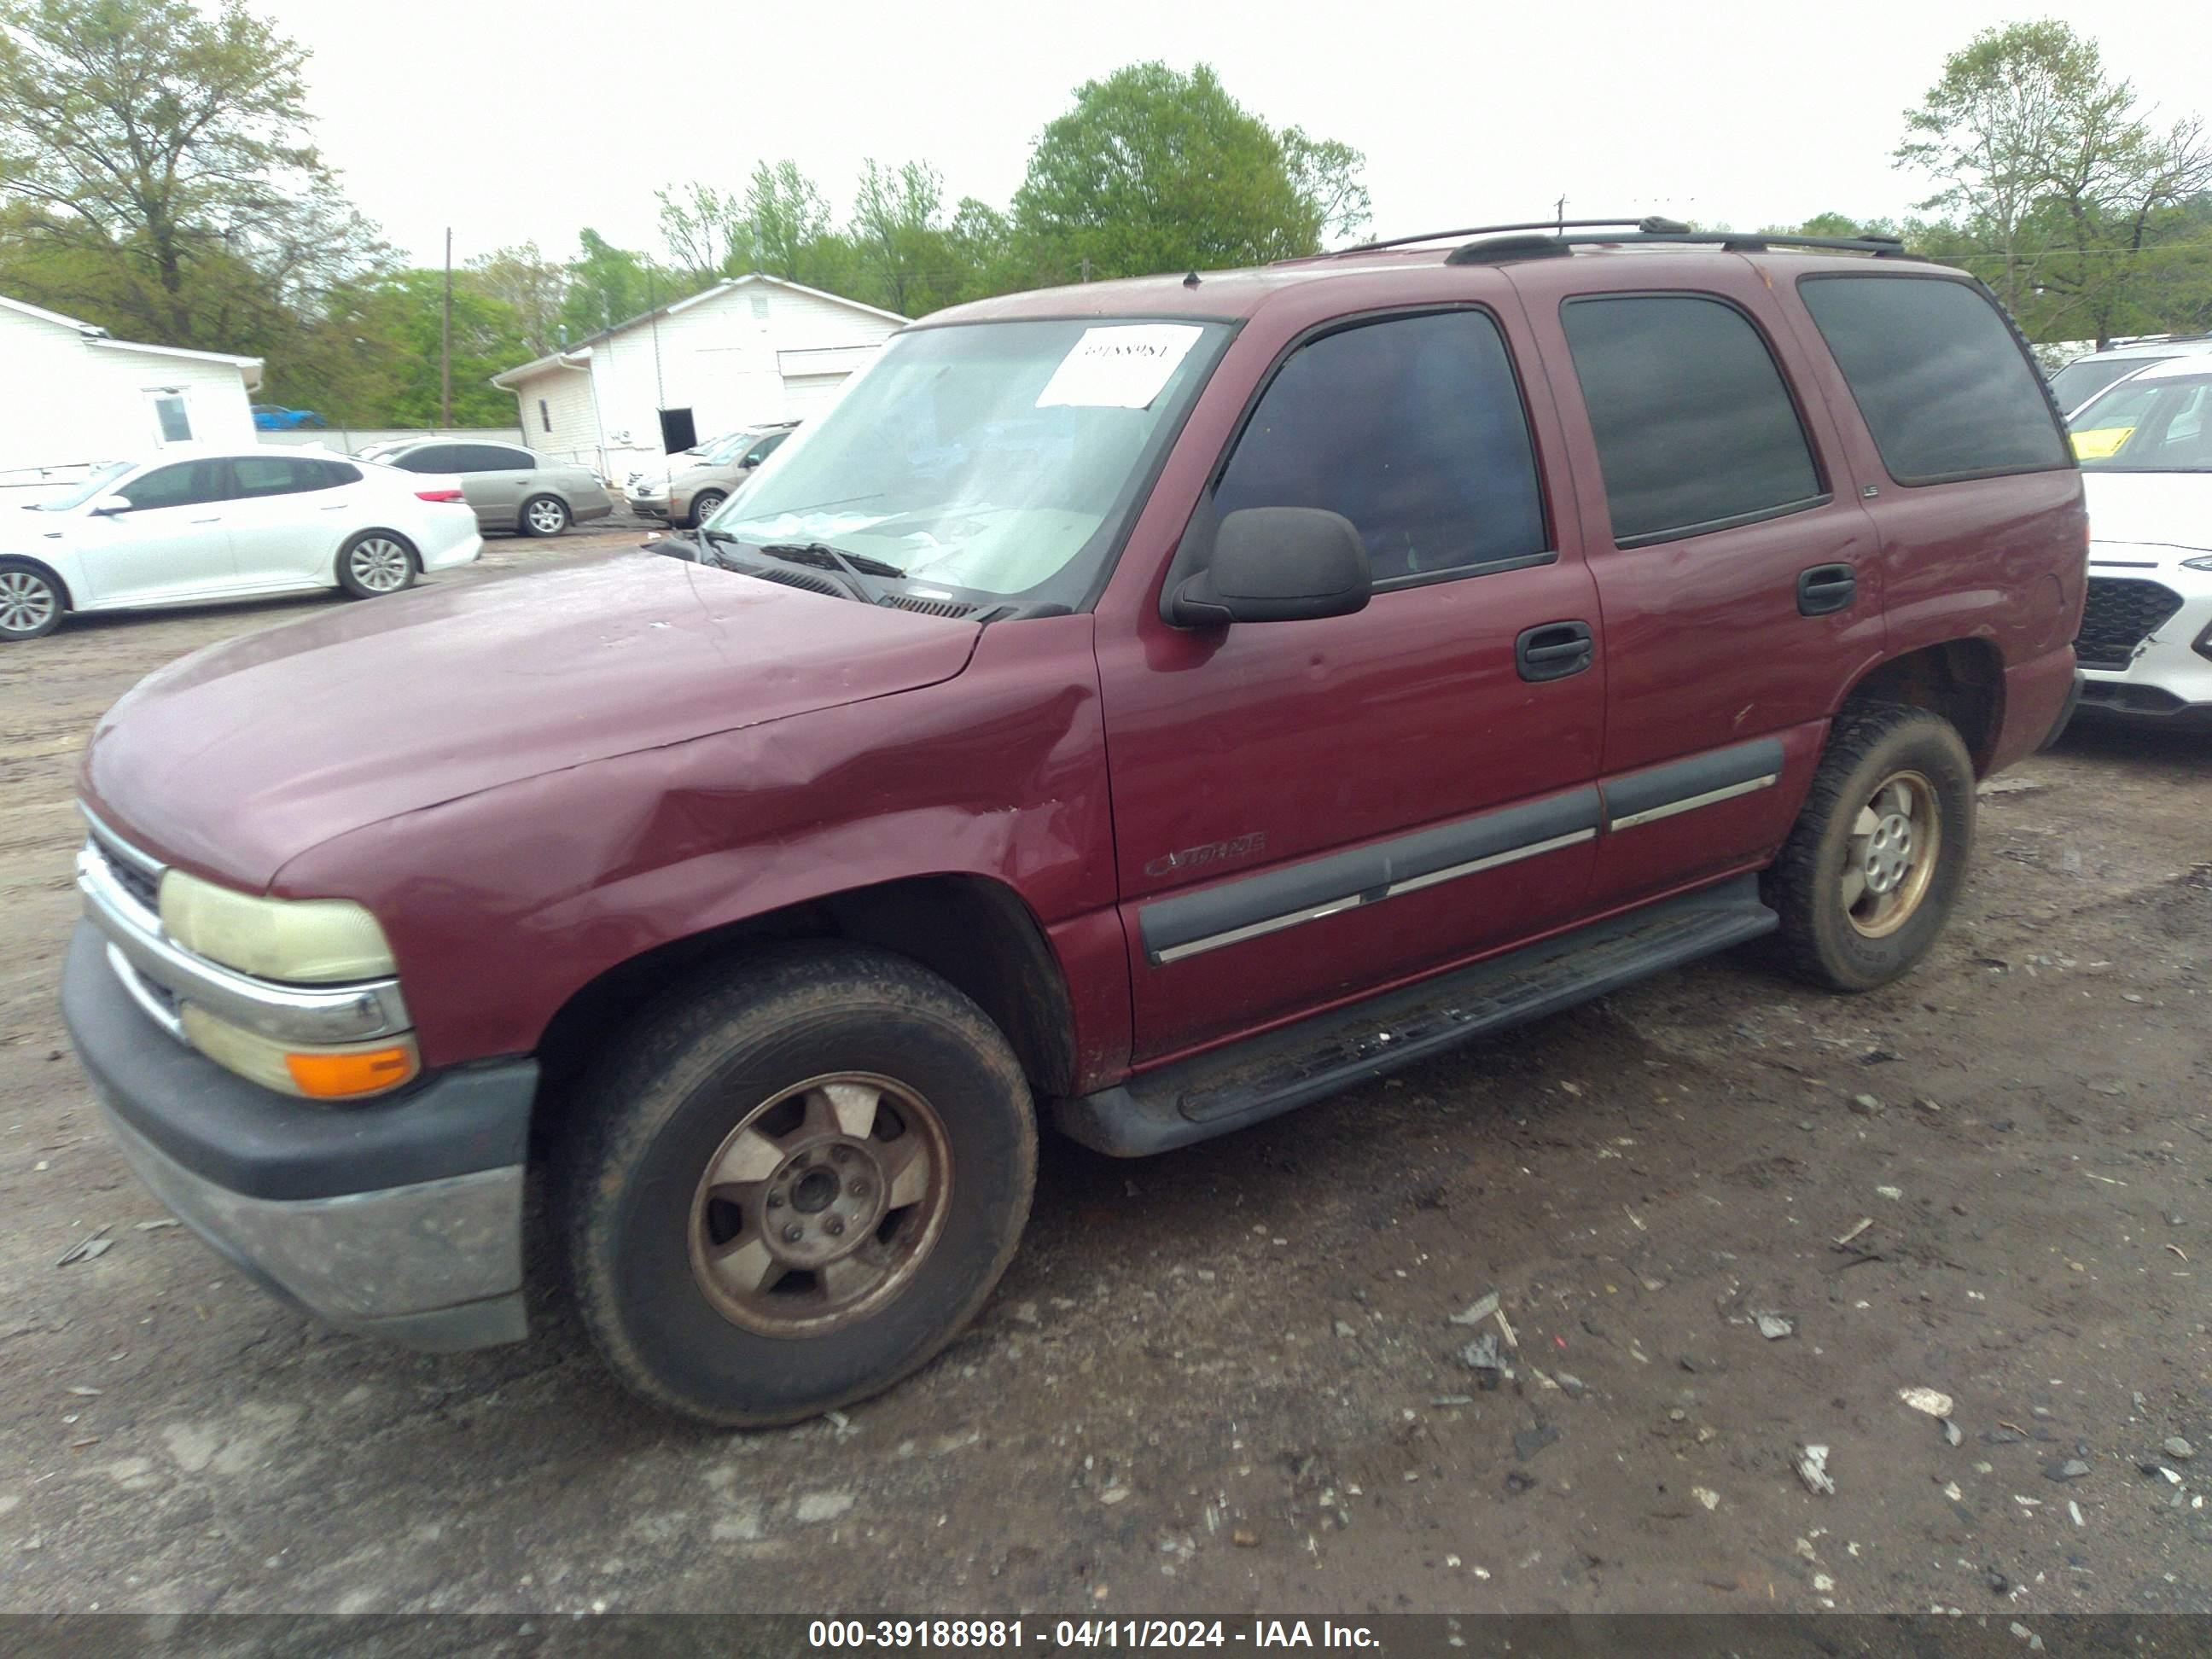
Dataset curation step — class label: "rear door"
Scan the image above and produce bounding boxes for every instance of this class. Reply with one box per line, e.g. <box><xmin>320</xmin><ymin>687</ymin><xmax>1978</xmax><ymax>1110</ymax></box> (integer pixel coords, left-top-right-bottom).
<box><xmin>73</xmin><ymin>459</ymin><xmax>238</xmax><ymax>605</ymax></box>
<box><xmin>1524</xmin><ymin>275</ymin><xmax>1886</xmax><ymax>912</ymax></box>
<box><xmin>224</xmin><ymin>455</ymin><xmax>360</xmax><ymax>587</ymax></box>
<box><xmin>452</xmin><ymin>443</ymin><xmax>537</xmax><ymax>529</ymax></box>
<box><xmin>1096</xmin><ymin>305</ymin><xmax>1607</xmax><ymax>1063</ymax></box>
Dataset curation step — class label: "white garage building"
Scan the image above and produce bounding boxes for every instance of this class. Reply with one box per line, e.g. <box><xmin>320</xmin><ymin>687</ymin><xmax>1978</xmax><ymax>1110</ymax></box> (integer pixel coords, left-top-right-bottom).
<box><xmin>0</xmin><ymin>292</ymin><xmax>262</xmax><ymax>485</ymax></box>
<box><xmin>492</xmin><ymin>273</ymin><xmax>908</xmax><ymax>480</ymax></box>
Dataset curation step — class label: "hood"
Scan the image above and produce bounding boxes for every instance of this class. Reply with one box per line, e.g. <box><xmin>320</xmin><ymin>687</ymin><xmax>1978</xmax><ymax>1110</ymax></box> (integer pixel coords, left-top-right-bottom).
<box><xmin>82</xmin><ymin>552</ymin><xmax>981</xmax><ymax>888</ymax></box>
<box><xmin>2083</xmin><ymin>470</ymin><xmax>2212</xmax><ymax>556</ymax></box>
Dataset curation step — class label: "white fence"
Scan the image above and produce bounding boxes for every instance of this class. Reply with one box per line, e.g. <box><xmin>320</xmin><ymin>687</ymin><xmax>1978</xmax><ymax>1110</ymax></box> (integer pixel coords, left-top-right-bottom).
<box><xmin>259</xmin><ymin>426</ymin><xmax>527</xmax><ymax>452</ymax></box>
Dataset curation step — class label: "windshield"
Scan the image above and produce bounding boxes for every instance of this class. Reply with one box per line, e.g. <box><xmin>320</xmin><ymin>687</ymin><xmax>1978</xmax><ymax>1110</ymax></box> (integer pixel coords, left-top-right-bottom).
<box><xmin>2049</xmin><ymin>355</ymin><xmax>2170</xmax><ymax>413</ymax></box>
<box><xmin>707</xmin><ymin>317</ymin><xmax>1229</xmax><ymax>605</ymax></box>
<box><xmin>2070</xmin><ymin>374</ymin><xmax>2212</xmax><ymax>471</ymax></box>
<box><xmin>699</xmin><ymin>429</ymin><xmax>764</xmax><ymax>465</ymax></box>
<box><xmin>27</xmin><ymin>462</ymin><xmax>131</xmax><ymax>511</ymax></box>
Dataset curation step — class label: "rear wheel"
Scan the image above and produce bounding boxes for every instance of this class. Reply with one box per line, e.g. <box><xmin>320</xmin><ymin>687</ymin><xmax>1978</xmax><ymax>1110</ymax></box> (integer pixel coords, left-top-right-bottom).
<box><xmin>562</xmin><ymin>945</ymin><xmax>1037</xmax><ymax>1427</ymax></box>
<box><xmin>688</xmin><ymin>491</ymin><xmax>726</xmax><ymax>528</ymax></box>
<box><xmin>335</xmin><ymin>533</ymin><xmax>416</xmax><ymax>599</ymax></box>
<box><xmin>0</xmin><ymin>561</ymin><xmax>64</xmax><ymax>641</ymax></box>
<box><xmin>1765</xmin><ymin>701</ymin><xmax>1976</xmax><ymax>991</ymax></box>
<box><xmin>521</xmin><ymin>495</ymin><xmax>569</xmax><ymax>538</ymax></box>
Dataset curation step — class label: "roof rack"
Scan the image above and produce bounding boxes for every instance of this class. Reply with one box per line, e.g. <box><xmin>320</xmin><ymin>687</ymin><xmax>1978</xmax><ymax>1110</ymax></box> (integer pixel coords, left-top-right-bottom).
<box><xmin>1336</xmin><ymin>216</ymin><xmax>1691</xmax><ymax>255</ymax></box>
<box><xmin>1443</xmin><ymin>229</ymin><xmax>1916</xmax><ymax>265</ymax></box>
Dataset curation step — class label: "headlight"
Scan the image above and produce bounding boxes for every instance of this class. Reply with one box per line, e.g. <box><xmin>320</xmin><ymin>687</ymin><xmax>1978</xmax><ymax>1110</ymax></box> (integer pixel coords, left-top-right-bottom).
<box><xmin>159</xmin><ymin>869</ymin><xmax>396</xmax><ymax>983</ymax></box>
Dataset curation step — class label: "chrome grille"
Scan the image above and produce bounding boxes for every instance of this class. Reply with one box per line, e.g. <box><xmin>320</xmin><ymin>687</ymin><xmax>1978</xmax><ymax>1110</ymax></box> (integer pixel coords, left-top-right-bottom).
<box><xmin>2078</xmin><ymin>577</ymin><xmax>2185</xmax><ymax>671</ymax></box>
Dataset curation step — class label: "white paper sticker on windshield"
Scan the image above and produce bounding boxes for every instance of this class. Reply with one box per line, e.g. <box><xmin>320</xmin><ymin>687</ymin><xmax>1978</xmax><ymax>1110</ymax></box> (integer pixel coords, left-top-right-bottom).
<box><xmin>1035</xmin><ymin>324</ymin><xmax>1204</xmax><ymax>410</ymax></box>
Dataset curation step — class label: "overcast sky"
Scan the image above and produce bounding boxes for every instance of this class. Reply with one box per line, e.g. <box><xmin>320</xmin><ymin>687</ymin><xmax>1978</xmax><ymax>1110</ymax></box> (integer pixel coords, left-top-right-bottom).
<box><xmin>263</xmin><ymin>0</ymin><xmax>2212</xmax><ymax>271</ymax></box>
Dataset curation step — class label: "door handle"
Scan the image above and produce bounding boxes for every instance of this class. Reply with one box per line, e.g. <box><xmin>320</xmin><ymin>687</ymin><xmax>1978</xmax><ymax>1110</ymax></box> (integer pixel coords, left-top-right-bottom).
<box><xmin>1516</xmin><ymin>620</ymin><xmax>1595</xmax><ymax>683</ymax></box>
<box><xmin>1796</xmin><ymin>563</ymin><xmax>1856</xmax><ymax>616</ymax></box>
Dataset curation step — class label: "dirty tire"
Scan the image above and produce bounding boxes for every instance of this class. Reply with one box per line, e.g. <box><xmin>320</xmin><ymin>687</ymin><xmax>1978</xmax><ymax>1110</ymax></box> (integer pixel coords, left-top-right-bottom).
<box><xmin>0</xmin><ymin>559</ymin><xmax>66</xmax><ymax>640</ymax></box>
<box><xmin>688</xmin><ymin>491</ymin><xmax>726</xmax><ymax>528</ymax></box>
<box><xmin>562</xmin><ymin>944</ymin><xmax>1037</xmax><ymax>1428</ymax></box>
<box><xmin>335</xmin><ymin>532</ymin><xmax>417</xmax><ymax>599</ymax></box>
<box><xmin>521</xmin><ymin>494</ymin><xmax>569</xmax><ymax>538</ymax></box>
<box><xmin>1765</xmin><ymin>701</ymin><xmax>1976</xmax><ymax>992</ymax></box>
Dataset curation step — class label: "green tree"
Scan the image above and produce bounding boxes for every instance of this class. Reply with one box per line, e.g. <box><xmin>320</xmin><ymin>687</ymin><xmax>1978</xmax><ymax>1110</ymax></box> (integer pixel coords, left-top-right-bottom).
<box><xmin>560</xmin><ymin>228</ymin><xmax>672</xmax><ymax>341</ymax></box>
<box><xmin>849</xmin><ymin>158</ymin><xmax>946</xmax><ymax>315</ymax></box>
<box><xmin>744</xmin><ymin>160</ymin><xmax>837</xmax><ymax>283</ymax></box>
<box><xmin>469</xmin><ymin>242</ymin><xmax>568</xmax><ymax>360</ymax></box>
<box><xmin>0</xmin><ymin>0</ymin><xmax>383</xmax><ymax>348</ymax></box>
<box><xmin>1898</xmin><ymin>20</ymin><xmax>2211</xmax><ymax>346</ymax></box>
<box><xmin>1010</xmin><ymin>62</ymin><xmax>1367</xmax><ymax>282</ymax></box>
<box><xmin>352</xmin><ymin>270</ymin><xmax>526</xmax><ymax>427</ymax></box>
<box><xmin>657</xmin><ymin>181</ymin><xmax>754</xmax><ymax>283</ymax></box>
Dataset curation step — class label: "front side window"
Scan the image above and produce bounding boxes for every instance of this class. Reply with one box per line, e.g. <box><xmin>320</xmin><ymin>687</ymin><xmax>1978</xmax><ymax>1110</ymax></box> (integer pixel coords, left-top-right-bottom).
<box><xmin>391</xmin><ymin>445</ymin><xmax>456</xmax><ymax>474</ymax></box>
<box><xmin>1798</xmin><ymin>275</ymin><xmax>2069</xmax><ymax>485</ymax></box>
<box><xmin>116</xmin><ymin>459</ymin><xmax>226</xmax><ymax>511</ymax></box>
<box><xmin>743</xmin><ymin>430</ymin><xmax>791</xmax><ymax>466</ymax></box>
<box><xmin>713</xmin><ymin>317</ymin><xmax>1228</xmax><ymax>605</ymax></box>
<box><xmin>1561</xmin><ymin>294</ymin><xmax>1824</xmax><ymax>546</ymax></box>
<box><xmin>1213</xmin><ymin>311</ymin><xmax>1547</xmax><ymax>584</ymax></box>
<box><xmin>2069</xmin><ymin>375</ymin><xmax>2212</xmax><ymax>471</ymax></box>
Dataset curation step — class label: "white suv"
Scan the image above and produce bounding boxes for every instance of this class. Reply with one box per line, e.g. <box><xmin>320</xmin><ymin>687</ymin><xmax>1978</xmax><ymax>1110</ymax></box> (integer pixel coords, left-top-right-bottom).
<box><xmin>2068</xmin><ymin>356</ymin><xmax>2212</xmax><ymax>730</ymax></box>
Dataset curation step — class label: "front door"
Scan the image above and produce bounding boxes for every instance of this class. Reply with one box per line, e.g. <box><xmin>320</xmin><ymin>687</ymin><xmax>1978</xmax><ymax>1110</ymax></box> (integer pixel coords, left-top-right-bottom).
<box><xmin>1097</xmin><ymin>306</ymin><xmax>1608</xmax><ymax>1064</ymax></box>
<box><xmin>76</xmin><ymin>458</ymin><xmax>237</xmax><ymax>605</ymax></box>
<box><xmin>1526</xmin><ymin>282</ymin><xmax>1887</xmax><ymax>912</ymax></box>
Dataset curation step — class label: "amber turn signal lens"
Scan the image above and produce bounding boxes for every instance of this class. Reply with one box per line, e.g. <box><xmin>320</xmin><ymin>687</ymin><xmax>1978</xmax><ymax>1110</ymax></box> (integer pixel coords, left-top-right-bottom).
<box><xmin>284</xmin><ymin>1045</ymin><xmax>419</xmax><ymax>1099</ymax></box>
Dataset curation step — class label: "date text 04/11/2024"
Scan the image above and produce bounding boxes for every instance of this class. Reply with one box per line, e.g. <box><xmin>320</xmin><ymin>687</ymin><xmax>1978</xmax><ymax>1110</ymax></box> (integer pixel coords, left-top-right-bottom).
<box><xmin>806</xmin><ymin>1620</ymin><xmax>1383</xmax><ymax>1650</ymax></box>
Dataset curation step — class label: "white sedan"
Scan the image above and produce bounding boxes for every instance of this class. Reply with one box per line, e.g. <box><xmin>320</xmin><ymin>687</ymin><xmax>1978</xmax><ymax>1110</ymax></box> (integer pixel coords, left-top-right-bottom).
<box><xmin>0</xmin><ymin>448</ymin><xmax>483</xmax><ymax>642</ymax></box>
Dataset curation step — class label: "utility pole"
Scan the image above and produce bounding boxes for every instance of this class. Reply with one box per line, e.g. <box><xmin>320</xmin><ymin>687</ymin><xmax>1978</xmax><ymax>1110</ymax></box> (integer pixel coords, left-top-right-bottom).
<box><xmin>440</xmin><ymin>227</ymin><xmax>454</xmax><ymax>431</ymax></box>
<box><xmin>1078</xmin><ymin>256</ymin><xmax>1093</xmax><ymax>282</ymax></box>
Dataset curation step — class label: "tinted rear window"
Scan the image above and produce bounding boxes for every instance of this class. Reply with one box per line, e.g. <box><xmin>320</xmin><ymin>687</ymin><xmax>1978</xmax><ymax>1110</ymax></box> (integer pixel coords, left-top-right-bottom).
<box><xmin>1798</xmin><ymin>276</ymin><xmax>2069</xmax><ymax>484</ymax></box>
<box><xmin>1559</xmin><ymin>294</ymin><xmax>1824</xmax><ymax>546</ymax></box>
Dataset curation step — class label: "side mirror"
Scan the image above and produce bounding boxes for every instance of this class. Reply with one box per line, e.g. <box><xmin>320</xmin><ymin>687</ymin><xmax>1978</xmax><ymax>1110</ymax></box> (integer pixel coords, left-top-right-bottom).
<box><xmin>1169</xmin><ymin>506</ymin><xmax>1370</xmax><ymax>627</ymax></box>
<box><xmin>90</xmin><ymin>497</ymin><xmax>134</xmax><ymax>516</ymax></box>
<box><xmin>739</xmin><ymin>454</ymin><xmax>761</xmax><ymax>469</ymax></box>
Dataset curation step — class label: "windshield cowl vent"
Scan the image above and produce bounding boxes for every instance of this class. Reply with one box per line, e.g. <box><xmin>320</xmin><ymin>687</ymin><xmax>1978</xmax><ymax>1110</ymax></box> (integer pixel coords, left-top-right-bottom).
<box><xmin>749</xmin><ymin>564</ymin><xmax>846</xmax><ymax>599</ymax></box>
<box><xmin>879</xmin><ymin>594</ymin><xmax>978</xmax><ymax>620</ymax></box>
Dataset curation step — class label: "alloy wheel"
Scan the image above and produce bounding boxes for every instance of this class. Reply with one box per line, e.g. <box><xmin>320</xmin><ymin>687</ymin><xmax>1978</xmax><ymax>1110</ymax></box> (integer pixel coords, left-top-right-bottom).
<box><xmin>0</xmin><ymin>570</ymin><xmax>59</xmax><ymax>636</ymax></box>
<box><xmin>688</xmin><ymin>1071</ymin><xmax>952</xmax><ymax>1338</ymax></box>
<box><xmin>527</xmin><ymin>498</ymin><xmax>567</xmax><ymax>534</ymax></box>
<box><xmin>348</xmin><ymin>538</ymin><xmax>411</xmax><ymax>593</ymax></box>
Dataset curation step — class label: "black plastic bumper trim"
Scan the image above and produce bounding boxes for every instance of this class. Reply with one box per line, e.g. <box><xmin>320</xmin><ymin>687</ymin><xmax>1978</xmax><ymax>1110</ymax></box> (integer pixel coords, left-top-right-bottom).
<box><xmin>62</xmin><ymin>921</ymin><xmax>536</xmax><ymax>1202</ymax></box>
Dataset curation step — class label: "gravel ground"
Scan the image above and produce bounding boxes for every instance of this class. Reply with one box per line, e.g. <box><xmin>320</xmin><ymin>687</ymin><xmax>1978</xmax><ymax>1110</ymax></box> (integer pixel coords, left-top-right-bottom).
<box><xmin>0</xmin><ymin>531</ymin><xmax>2207</xmax><ymax>1617</ymax></box>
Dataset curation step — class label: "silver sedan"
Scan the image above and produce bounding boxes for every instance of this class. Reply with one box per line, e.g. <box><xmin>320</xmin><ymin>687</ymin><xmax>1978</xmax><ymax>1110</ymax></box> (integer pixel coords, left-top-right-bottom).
<box><xmin>358</xmin><ymin>439</ymin><xmax>614</xmax><ymax>537</ymax></box>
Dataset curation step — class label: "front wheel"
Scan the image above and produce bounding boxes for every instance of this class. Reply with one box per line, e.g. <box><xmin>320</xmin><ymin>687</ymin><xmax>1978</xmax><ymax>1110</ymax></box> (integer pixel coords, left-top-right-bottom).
<box><xmin>521</xmin><ymin>495</ymin><xmax>569</xmax><ymax>538</ymax></box>
<box><xmin>1765</xmin><ymin>701</ymin><xmax>1976</xmax><ymax>992</ymax></box>
<box><xmin>688</xmin><ymin>491</ymin><xmax>726</xmax><ymax>528</ymax></box>
<box><xmin>0</xmin><ymin>561</ymin><xmax>64</xmax><ymax>641</ymax></box>
<box><xmin>335</xmin><ymin>533</ymin><xmax>417</xmax><ymax>599</ymax></box>
<box><xmin>563</xmin><ymin>945</ymin><xmax>1037</xmax><ymax>1427</ymax></box>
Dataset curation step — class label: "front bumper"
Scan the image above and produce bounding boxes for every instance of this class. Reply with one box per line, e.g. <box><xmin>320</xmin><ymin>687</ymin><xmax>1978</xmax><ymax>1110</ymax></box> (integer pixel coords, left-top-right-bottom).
<box><xmin>62</xmin><ymin>921</ymin><xmax>537</xmax><ymax>1350</ymax></box>
<box><xmin>628</xmin><ymin>492</ymin><xmax>671</xmax><ymax>520</ymax></box>
<box><xmin>2076</xmin><ymin>557</ymin><xmax>2212</xmax><ymax>725</ymax></box>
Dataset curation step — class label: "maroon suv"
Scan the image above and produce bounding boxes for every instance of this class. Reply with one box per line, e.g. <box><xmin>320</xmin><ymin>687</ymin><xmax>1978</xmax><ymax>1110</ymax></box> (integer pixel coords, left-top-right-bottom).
<box><xmin>64</xmin><ymin>221</ymin><xmax>2085</xmax><ymax>1425</ymax></box>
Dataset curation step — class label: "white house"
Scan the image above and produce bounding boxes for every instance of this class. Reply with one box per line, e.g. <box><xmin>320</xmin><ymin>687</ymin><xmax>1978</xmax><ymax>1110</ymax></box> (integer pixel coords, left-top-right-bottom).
<box><xmin>0</xmin><ymin>292</ymin><xmax>262</xmax><ymax>481</ymax></box>
<box><xmin>492</xmin><ymin>273</ymin><xmax>908</xmax><ymax>479</ymax></box>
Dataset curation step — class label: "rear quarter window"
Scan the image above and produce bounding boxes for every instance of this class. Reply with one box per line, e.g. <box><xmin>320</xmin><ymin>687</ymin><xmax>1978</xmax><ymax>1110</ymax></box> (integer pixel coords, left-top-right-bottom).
<box><xmin>1797</xmin><ymin>276</ymin><xmax>2069</xmax><ymax>485</ymax></box>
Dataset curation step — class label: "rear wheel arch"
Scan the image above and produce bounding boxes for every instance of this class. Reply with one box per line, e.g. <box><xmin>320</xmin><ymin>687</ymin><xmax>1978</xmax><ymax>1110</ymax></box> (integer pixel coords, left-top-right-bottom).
<box><xmin>1837</xmin><ymin>639</ymin><xmax>2005</xmax><ymax>774</ymax></box>
<box><xmin>531</xmin><ymin>874</ymin><xmax>1080</xmax><ymax>1132</ymax></box>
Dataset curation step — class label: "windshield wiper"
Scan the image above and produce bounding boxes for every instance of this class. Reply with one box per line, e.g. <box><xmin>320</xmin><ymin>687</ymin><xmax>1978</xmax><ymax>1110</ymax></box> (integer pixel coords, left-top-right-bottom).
<box><xmin>758</xmin><ymin>541</ymin><xmax>906</xmax><ymax>579</ymax></box>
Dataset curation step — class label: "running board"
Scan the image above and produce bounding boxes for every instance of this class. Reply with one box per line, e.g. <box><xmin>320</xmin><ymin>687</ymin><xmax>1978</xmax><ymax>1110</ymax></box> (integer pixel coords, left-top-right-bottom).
<box><xmin>1053</xmin><ymin>875</ymin><xmax>1776</xmax><ymax>1158</ymax></box>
